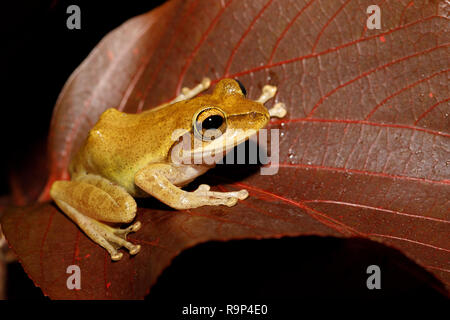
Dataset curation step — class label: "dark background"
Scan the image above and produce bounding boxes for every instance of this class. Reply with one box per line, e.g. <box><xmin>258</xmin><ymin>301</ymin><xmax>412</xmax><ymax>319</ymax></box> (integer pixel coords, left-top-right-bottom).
<box><xmin>1</xmin><ymin>0</ymin><xmax>446</xmax><ymax>301</ymax></box>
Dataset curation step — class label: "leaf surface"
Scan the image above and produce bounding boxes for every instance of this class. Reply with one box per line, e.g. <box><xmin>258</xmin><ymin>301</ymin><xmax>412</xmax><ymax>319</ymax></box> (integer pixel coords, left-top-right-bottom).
<box><xmin>2</xmin><ymin>0</ymin><xmax>449</xmax><ymax>299</ymax></box>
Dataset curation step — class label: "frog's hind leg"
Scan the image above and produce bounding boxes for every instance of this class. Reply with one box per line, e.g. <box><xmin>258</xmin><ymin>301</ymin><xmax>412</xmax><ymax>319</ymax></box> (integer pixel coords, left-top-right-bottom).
<box><xmin>173</xmin><ymin>77</ymin><xmax>211</xmax><ymax>103</ymax></box>
<box><xmin>256</xmin><ymin>84</ymin><xmax>287</xmax><ymax>119</ymax></box>
<box><xmin>50</xmin><ymin>174</ymin><xmax>141</xmax><ymax>261</ymax></box>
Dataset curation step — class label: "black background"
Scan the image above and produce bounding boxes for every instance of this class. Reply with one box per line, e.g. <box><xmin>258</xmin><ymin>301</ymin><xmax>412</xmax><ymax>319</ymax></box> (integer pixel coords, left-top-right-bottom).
<box><xmin>1</xmin><ymin>0</ymin><xmax>446</xmax><ymax>302</ymax></box>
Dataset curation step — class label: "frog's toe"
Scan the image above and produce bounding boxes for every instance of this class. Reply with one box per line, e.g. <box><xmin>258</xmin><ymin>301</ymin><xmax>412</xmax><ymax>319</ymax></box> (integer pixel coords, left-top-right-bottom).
<box><xmin>223</xmin><ymin>197</ymin><xmax>238</xmax><ymax>207</ymax></box>
<box><xmin>103</xmin><ymin>235</ymin><xmax>141</xmax><ymax>261</ymax></box>
<box><xmin>268</xmin><ymin>102</ymin><xmax>287</xmax><ymax>118</ymax></box>
<box><xmin>129</xmin><ymin>244</ymin><xmax>141</xmax><ymax>255</ymax></box>
<box><xmin>193</xmin><ymin>185</ymin><xmax>247</xmax><ymax>199</ymax></box>
<box><xmin>111</xmin><ymin>252</ymin><xmax>124</xmax><ymax>261</ymax></box>
<box><xmin>192</xmin><ymin>185</ymin><xmax>249</xmax><ymax>207</ymax></box>
<box><xmin>105</xmin><ymin>222</ymin><xmax>141</xmax><ymax>257</ymax></box>
<box><xmin>201</xmin><ymin>77</ymin><xmax>211</xmax><ymax>89</ymax></box>
<box><xmin>83</xmin><ymin>218</ymin><xmax>141</xmax><ymax>261</ymax></box>
<box><xmin>256</xmin><ymin>85</ymin><xmax>277</xmax><ymax>104</ymax></box>
<box><xmin>235</xmin><ymin>189</ymin><xmax>249</xmax><ymax>200</ymax></box>
<box><xmin>193</xmin><ymin>184</ymin><xmax>211</xmax><ymax>193</ymax></box>
<box><xmin>114</xmin><ymin>221</ymin><xmax>141</xmax><ymax>236</ymax></box>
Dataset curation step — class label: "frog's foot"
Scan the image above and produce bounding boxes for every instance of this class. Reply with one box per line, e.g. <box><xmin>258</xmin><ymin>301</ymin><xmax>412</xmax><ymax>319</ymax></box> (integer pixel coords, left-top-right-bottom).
<box><xmin>192</xmin><ymin>184</ymin><xmax>249</xmax><ymax>207</ymax></box>
<box><xmin>54</xmin><ymin>197</ymin><xmax>141</xmax><ymax>261</ymax></box>
<box><xmin>83</xmin><ymin>218</ymin><xmax>142</xmax><ymax>261</ymax></box>
<box><xmin>256</xmin><ymin>85</ymin><xmax>287</xmax><ymax>118</ymax></box>
<box><xmin>268</xmin><ymin>102</ymin><xmax>287</xmax><ymax>118</ymax></box>
<box><xmin>256</xmin><ymin>85</ymin><xmax>277</xmax><ymax>104</ymax></box>
<box><xmin>172</xmin><ymin>77</ymin><xmax>211</xmax><ymax>103</ymax></box>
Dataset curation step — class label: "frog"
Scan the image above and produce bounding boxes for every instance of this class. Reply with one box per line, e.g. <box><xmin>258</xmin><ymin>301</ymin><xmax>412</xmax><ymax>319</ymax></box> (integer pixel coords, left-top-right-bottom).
<box><xmin>50</xmin><ymin>78</ymin><xmax>287</xmax><ymax>261</ymax></box>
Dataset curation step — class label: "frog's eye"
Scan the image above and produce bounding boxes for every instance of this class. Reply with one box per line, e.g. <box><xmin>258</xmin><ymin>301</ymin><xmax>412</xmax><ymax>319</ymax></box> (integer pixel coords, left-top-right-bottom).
<box><xmin>193</xmin><ymin>107</ymin><xmax>227</xmax><ymax>141</ymax></box>
<box><xmin>234</xmin><ymin>79</ymin><xmax>247</xmax><ymax>96</ymax></box>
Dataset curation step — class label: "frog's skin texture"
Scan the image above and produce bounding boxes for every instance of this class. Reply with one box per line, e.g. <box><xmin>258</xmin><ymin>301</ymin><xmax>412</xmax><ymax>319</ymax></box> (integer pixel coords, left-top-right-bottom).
<box><xmin>50</xmin><ymin>78</ymin><xmax>286</xmax><ymax>261</ymax></box>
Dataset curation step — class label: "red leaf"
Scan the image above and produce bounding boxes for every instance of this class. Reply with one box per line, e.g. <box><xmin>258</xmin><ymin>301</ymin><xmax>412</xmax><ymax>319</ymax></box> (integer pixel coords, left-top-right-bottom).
<box><xmin>2</xmin><ymin>0</ymin><xmax>449</xmax><ymax>299</ymax></box>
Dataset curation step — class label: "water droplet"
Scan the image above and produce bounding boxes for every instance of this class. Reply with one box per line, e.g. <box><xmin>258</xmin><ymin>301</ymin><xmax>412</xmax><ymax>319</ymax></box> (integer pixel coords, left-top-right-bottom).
<box><xmin>287</xmin><ymin>149</ymin><xmax>297</xmax><ymax>163</ymax></box>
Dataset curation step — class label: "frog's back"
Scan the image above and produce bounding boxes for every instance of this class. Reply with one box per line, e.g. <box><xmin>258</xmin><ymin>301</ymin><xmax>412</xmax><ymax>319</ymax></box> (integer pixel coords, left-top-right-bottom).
<box><xmin>69</xmin><ymin>108</ymin><xmax>173</xmax><ymax>196</ymax></box>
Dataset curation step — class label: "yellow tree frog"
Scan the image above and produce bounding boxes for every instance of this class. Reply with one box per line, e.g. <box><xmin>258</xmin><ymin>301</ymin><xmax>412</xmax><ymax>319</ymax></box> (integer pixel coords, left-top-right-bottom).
<box><xmin>50</xmin><ymin>78</ymin><xmax>286</xmax><ymax>261</ymax></box>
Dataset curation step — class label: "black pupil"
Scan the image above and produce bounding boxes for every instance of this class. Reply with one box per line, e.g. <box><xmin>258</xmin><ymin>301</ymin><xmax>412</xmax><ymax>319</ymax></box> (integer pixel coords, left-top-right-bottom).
<box><xmin>202</xmin><ymin>115</ymin><xmax>223</xmax><ymax>130</ymax></box>
<box><xmin>235</xmin><ymin>79</ymin><xmax>247</xmax><ymax>96</ymax></box>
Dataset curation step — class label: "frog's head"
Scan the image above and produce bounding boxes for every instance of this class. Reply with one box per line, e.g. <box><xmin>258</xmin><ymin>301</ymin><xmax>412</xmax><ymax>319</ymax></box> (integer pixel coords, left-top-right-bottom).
<box><xmin>171</xmin><ymin>79</ymin><xmax>270</xmax><ymax>163</ymax></box>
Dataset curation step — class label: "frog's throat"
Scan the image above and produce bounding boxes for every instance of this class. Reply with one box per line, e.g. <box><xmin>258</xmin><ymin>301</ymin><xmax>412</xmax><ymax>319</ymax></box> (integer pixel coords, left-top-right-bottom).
<box><xmin>173</xmin><ymin>129</ymin><xmax>258</xmax><ymax>164</ymax></box>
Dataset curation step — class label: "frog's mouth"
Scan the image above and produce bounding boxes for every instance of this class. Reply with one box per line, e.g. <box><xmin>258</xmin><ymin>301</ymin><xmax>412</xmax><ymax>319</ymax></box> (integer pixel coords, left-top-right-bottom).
<box><xmin>171</xmin><ymin>127</ymin><xmax>261</xmax><ymax>165</ymax></box>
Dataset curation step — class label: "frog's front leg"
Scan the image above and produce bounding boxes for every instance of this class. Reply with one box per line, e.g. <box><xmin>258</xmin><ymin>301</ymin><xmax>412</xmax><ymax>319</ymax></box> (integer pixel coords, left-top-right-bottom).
<box><xmin>256</xmin><ymin>84</ymin><xmax>287</xmax><ymax>118</ymax></box>
<box><xmin>50</xmin><ymin>174</ymin><xmax>141</xmax><ymax>261</ymax></box>
<box><xmin>135</xmin><ymin>163</ymin><xmax>248</xmax><ymax>210</ymax></box>
<box><xmin>159</xmin><ymin>78</ymin><xmax>211</xmax><ymax>107</ymax></box>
